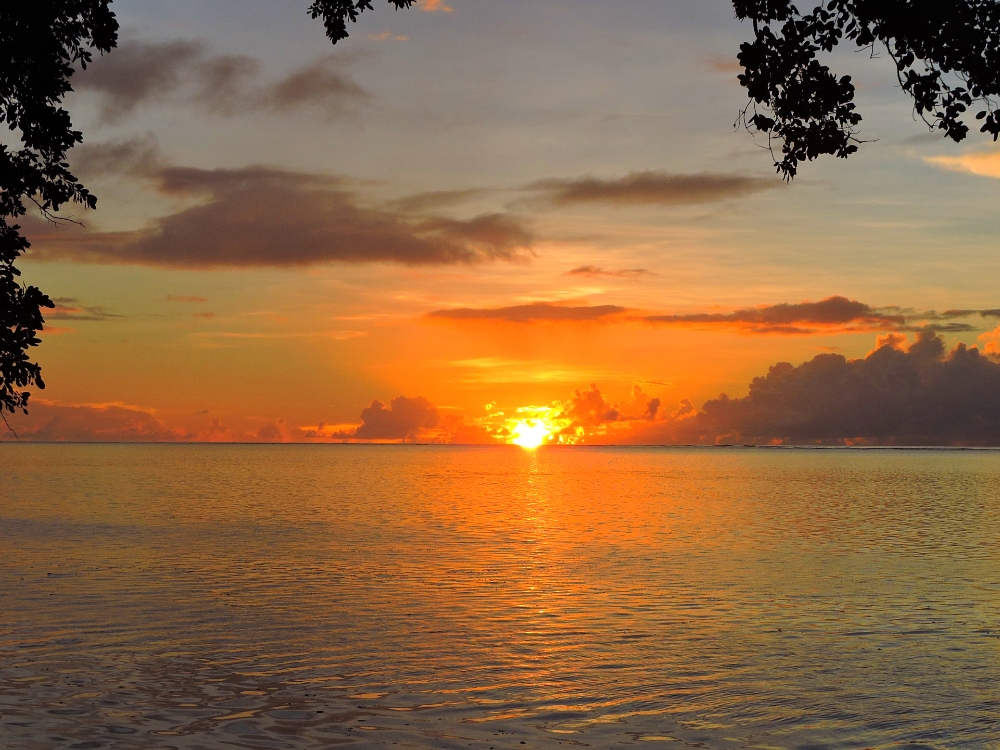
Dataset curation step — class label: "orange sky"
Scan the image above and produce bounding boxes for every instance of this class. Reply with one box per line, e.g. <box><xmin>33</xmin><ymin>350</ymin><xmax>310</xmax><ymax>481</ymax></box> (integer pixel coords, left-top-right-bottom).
<box><xmin>6</xmin><ymin>0</ymin><xmax>1000</xmax><ymax>445</ymax></box>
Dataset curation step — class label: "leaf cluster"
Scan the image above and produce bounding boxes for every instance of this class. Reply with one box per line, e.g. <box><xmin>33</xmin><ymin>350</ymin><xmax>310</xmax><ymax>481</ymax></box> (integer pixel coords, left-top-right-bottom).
<box><xmin>307</xmin><ymin>0</ymin><xmax>415</xmax><ymax>44</ymax></box>
<box><xmin>735</xmin><ymin>0</ymin><xmax>1000</xmax><ymax>178</ymax></box>
<box><xmin>0</xmin><ymin>1</ymin><xmax>118</xmax><ymax>416</ymax></box>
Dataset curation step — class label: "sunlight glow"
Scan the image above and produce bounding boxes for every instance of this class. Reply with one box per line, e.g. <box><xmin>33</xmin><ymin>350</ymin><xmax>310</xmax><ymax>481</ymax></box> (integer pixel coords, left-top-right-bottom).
<box><xmin>510</xmin><ymin>419</ymin><xmax>552</xmax><ymax>449</ymax></box>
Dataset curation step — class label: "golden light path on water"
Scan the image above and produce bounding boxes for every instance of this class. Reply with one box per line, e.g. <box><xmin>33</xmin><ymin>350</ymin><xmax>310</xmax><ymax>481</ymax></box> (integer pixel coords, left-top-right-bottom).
<box><xmin>3</xmin><ymin>444</ymin><xmax>1000</xmax><ymax>750</ymax></box>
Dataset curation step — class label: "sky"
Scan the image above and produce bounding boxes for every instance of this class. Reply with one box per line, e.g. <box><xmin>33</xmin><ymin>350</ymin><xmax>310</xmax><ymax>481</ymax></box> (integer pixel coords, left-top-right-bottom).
<box><xmin>7</xmin><ymin>0</ymin><xmax>1000</xmax><ymax>445</ymax></box>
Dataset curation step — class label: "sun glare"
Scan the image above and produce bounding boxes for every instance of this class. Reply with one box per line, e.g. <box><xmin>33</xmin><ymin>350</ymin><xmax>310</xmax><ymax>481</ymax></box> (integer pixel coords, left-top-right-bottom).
<box><xmin>509</xmin><ymin>419</ymin><xmax>551</xmax><ymax>449</ymax></box>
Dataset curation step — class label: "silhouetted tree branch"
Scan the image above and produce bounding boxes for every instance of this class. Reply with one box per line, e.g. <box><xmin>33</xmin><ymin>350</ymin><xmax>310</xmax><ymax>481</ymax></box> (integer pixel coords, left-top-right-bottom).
<box><xmin>735</xmin><ymin>1</ymin><xmax>1000</xmax><ymax>178</ymax></box>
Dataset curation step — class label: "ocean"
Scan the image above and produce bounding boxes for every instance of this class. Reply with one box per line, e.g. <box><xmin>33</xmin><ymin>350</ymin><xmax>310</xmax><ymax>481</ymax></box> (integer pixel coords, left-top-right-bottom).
<box><xmin>2</xmin><ymin>444</ymin><xmax>999</xmax><ymax>749</ymax></box>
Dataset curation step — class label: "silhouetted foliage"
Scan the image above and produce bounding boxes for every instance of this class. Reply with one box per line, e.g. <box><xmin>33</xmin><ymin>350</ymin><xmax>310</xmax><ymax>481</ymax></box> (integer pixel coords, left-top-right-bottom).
<box><xmin>1</xmin><ymin>2</ymin><xmax>117</xmax><ymax>420</ymax></box>
<box><xmin>735</xmin><ymin>1</ymin><xmax>1000</xmax><ymax>178</ymax></box>
<box><xmin>307</xmin><ymin>0</ymin><xmax>414</xmax><ymax>44</ymax></box>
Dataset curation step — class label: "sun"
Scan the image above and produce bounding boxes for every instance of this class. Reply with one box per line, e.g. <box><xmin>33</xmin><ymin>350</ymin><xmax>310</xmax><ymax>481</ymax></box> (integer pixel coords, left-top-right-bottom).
<box><xmin>509</xmin><ymin>419</ymin><xmax>551</xmax><ymax>449</ymax></box>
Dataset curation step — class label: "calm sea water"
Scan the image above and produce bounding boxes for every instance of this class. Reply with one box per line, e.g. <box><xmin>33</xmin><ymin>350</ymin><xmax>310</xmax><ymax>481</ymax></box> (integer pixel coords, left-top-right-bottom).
<box><xmin>2</xmin><ymin>445</ymin><xmax>999</xmax><ymax>750</ymax></box>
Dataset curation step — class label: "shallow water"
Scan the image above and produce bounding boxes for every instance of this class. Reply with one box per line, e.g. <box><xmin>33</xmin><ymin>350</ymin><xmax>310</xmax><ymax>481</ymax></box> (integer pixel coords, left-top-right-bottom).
<box><xmin>2</xmin><ymin>445</ymin><xmax>999</xmax><ymax>750</ymax></box>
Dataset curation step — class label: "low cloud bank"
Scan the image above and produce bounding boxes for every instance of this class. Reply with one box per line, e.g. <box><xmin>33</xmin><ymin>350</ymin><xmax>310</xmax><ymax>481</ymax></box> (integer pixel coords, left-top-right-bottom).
<box><xmin>641</xmin><ymin>332</ymin><xmax>1000</xmax><ymax>446</ymax></box>
<box><xmin>0</xmin><ymin>401</ymin><xmax>190</xmax><ymax>442</ymax></box>
<box><xmin>334</xmin><ymin>396</ymin><xmax>440</xmax><ymax>440</ymax></box>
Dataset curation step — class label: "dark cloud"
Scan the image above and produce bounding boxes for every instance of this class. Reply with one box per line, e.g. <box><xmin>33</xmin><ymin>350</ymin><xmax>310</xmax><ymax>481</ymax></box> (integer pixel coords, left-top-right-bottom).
<box><xmin>28</xmin><ymin>142</ymin><xmax>534</xmax><ymax>268</ymax></box>
<box><xmin>71</xmin><ymin>134</ymin><xmax>164</xmax><ymax>178</ymax></box>
<box><xmin>256</xmin><ymin>56</ymin><xmax>368</xmax><ymax>113</ymax></box>
<box><xmin>427</xmin><ymin>296</ymin><xmax>999</xmax><ymax>332</ymax></box>
<box><xmin>256</xmin><ymin>424</ymin><xmax>283</xmax><ymax>442</ymax></box>
<box><xmin>428</xmin><ymin>302</ymin><xmax>627</xmax><ymax>323</ymax></box>
<box><xmin>46</xmin><ymin>298</ymin><xmax>123</xmax><ymax>322</ymax></box>
<box><xmin>565</xmin><ymin>266</ymin><xmax>655</xmax><ymax>279</ymax></box>
<box><xmin>1</xmin><ymin>401</ymin><xmax>190</xmax><ymax>442</ymax></box>
<box><xmin>644</xmin><ymin>296</ymin><xmax>980</xmax><ymax>335</ymax></box>
<box><xmin>74</xmin><ymin>39</ymin><xmax>368</xmax><ymax>122</ymax></box>
<box><xmin>528</xmin><ymin>171</ymin><xmax>777</xmax><ymax>207</ymax></box>
<box><xmin>642</xmin><ymin>333</ymin><xmax>1000</xmax><ymax>446</ymax></box>
<box><xmin>336</xmin><ymin>396</ymin><xmax>440</xmax><ymax>441</ymax></box>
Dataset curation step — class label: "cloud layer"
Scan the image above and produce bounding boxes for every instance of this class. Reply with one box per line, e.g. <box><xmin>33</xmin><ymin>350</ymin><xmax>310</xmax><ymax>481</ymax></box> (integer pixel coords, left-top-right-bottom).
<box><xmin>28</xmin><ymin>141</ymin><xmax>534</xmax><ymax>268</ymax></box>
<box><xmin>645</xmin><ymin>333</ymin><xmax>1000</xmax><ymax>446</ymax></box>
<box><xmin>528</xmin><ymin>171</ymin><xmax>777</xmax><ymax>206</ymax></box>
<box><xmin>566</xmin><ymin>266</ymin><xmax>655</xmax><ymax>279</ymax></box>
<box><xmin>645</xmin><ymin>296</ymin><xmax>914</xmax><ymax>334</ymax></box>
<box><xmin>427</xmin><ymin>296</ymin><xmax>999</xmax><ymax>334</ymax></box>
<box><xmin>1</xmin><ymin>401</ymin><xmax>189</xmax><ymax>442</ymax></box>
<box><xmin>644</xmin><ymin>297</ymin><xmax>997</xmax><ymax>334</ymax></box>
<box><xmin>75</xmin><ymin>40</ymin><xmax>368</xmax><ymax>122</ymax></box>
<box><xmin>429</xmin><ymin>302</ymin><xmax>627</xmax><ymax>323</ymax></box>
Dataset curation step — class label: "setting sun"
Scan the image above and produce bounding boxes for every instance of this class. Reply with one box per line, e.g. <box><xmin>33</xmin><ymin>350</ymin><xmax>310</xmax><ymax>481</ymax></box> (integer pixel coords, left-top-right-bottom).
<box><xmin>509</xmin><ymin>419</ymin><xmax>552</xmax><ymax>449</ymax></box>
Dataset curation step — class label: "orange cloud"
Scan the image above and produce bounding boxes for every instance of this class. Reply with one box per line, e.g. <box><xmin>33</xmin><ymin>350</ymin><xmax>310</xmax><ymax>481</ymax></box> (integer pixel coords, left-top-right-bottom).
<box><xmin>925</xmin><ymin>149</ymin><xmax>1000</xmax><ymax>179</ymax></box>
<box><xmin>978</xmin><ymin>325</ymin><xmax>1000</xmax><ymax>355</ymax></box>
<box><xmin>419</xmin><ymin>0</ymin><xmax>454</xmax><ymax>12</ymax></box>
<box><xmin>368</xmin><ymin>31</ymin><xmax>408</xmax><ymax>41</ymax></box>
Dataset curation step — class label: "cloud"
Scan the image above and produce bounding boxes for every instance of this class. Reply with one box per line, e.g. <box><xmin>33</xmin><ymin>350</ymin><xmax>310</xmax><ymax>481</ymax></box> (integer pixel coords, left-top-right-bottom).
<box><xmin>257</xmin><ymin>56</ymin><xmax>368</xmax><ymax>114</ymax></box>
<box><xmin>644</xmin><ymin>296</ymin><xmax>980</xmax><ymax>335</ymax></box>
<box><xmin>527</xmin><ymin>171</ymin><xmax>777</xmax><ymax>207</ymax></box>
<box><xmin>334</xmin><ymin>396</ymin><xmax>440</xmax><ymax>441</ymax></box>
<box><xmin>419</xmin><ymin>0</ymin><xmax>454</xmax><ymax>12</ymax></box>
<box><xmin>29</xmin><ymin>142</ymin><xmax>534</xmax><ymax>268</ymax></box>
<box><xmin>387</xmin><ymin>188</ymin><xmax>491</xmax><ymax>213</ymax></box>
<box><xmin>46</xmin><ymin>297</ymin><xmax>123</xmax><ymax>322</ymax></box>
<box><xmin>1</xmin><ymin>401</ymin><xmax>190</xmax><ymax>442</ymax></box>
<box><xmin>427</xmin><ymin>296</ymin><xmax>995</xmax><ymax>333</ymax></box>
<box><xmin>925</xmin><ymin>149</ymin><xmax>1000</xmax><ymax>179</ymax></box>
<box><xmin>429</xmin><ymin>302</ymin><xmax>627</xmax><ymax>323</ymax></box>
<box><xmin>565</xmin><ymin>266</ymin><xmax>655</xmax><ymax>279</ymax></box>
<box><xmin>368</xmin><ymin>31</ymin><xmax>409</xmax><ymax>41</ymax></box>
<box><xmin>74</xmin><ymin>39</ymin><xmax>369</xmax><ymax>122</ymax></box>
<box><xmin>640</xmin><ymin>333</ymin><xmax>1000</xmax><ymax>446</ymax></box>
<box><xmin>557</xmin><ymin>384</ymin><xmax>659</xmax><ymax>430</ymax></box>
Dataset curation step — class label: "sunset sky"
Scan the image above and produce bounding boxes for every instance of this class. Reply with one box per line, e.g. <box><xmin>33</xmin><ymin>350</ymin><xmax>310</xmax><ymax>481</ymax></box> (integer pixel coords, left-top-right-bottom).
<box><xmin>8</xmin><ymin>0</ymin><xmax>1000</xmax><ymax>444</ymax></box>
